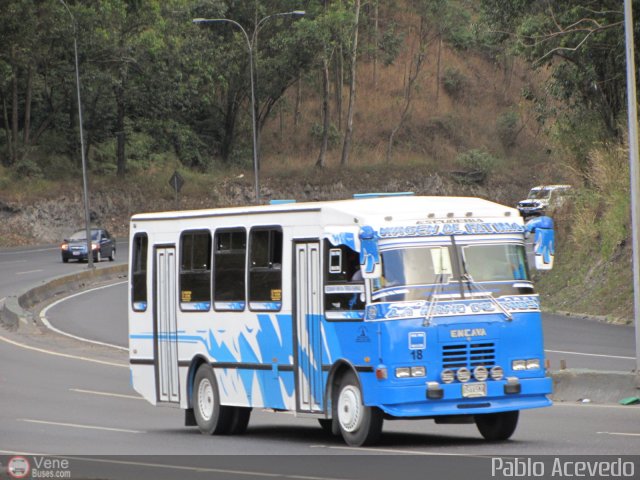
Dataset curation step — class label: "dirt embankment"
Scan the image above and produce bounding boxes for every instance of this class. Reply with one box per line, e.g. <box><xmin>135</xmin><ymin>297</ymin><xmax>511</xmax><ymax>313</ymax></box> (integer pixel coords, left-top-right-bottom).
<box><xmin>0</xmin><ymin>168</ymin><xmax>530</xmax><ymax>246</ymax></box>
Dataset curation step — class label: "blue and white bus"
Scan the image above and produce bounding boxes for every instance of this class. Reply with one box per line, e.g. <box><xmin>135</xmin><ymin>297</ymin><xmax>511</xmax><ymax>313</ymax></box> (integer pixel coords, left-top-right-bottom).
<box><xmin>128</xmin><ymin>194</ymin><xmax>555</xmax><ymax>446</ymax></box>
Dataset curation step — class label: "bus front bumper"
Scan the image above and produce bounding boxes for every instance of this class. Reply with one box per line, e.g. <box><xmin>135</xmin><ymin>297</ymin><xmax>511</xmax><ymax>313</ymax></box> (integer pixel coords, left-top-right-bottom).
<box><xmin>373</xmin><ymin>376</ymin><xmax>552</xmax><ymax>418</ymax></box>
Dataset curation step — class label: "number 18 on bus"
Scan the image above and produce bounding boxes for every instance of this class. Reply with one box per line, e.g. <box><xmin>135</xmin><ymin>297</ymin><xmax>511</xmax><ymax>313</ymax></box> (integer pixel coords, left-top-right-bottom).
<box><xmin>128</xmin><ymin>194</ymin><xmax>555</xmax><ymax>446</ymax></box>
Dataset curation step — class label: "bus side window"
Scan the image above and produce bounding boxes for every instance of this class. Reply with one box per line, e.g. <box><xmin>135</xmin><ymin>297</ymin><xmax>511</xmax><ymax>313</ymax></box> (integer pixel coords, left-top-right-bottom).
<box><xmin>323</xmin><ymin>241</ymin><xmax>364</xmax><ymax>320</ymax></box>
<box><xmin>249</xmin><ymin>228</ymin><xmax>282</xmax><ymax>311</ymax></box>
<box><xmin>180</xmin><ymin>230</ymin><xmax>212</xmax><ymax>311</ymax></box>
<box><xmin>131</xmin><ymin>233</ymin><xmax>148</xmax><ymax>312</ymax></box>
<box><xmin>214</xmin><ymin>228</ymin><xmax>247</xmax><ymax>311</ymax></box>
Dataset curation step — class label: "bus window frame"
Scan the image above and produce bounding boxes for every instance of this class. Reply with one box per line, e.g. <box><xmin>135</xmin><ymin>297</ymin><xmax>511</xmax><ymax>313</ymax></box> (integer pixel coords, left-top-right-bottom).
<box><xmin>213</xmin><ymin>226</ymin><xmax>247</xmax><ymax>312</ymax></box>
<box><xmin>322</xmin><ymin>240</ymin><xmax>365</xmax><ymax>322</ymax></box>
<box><xmin>248</xmin><ymin>225</ymin><xmax>283</xmax><ymax>313</ymax></box>
<box><xmin>179</xmin><ymin>229</ymin><xmax>212</xmax><ymax>313</ymax></box>
<box><xmin>131</xmin><ymin>232</ymin><xmax>149</xmax><ymax>312</ymax></box>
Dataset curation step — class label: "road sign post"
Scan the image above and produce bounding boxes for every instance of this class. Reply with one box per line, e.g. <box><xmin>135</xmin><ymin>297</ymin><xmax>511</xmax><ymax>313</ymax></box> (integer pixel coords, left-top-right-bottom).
<box><xmin>169</xmin><ymin>171</ymin><xmax>184</xmax><ymax>210</ymax></box>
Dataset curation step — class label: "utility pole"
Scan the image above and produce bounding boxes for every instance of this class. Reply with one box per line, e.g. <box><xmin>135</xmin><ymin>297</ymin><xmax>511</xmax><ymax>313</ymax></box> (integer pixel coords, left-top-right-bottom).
<box><xmin>623</xmin><ymin>0</ymin><xmax>640</xmax><ymax>387</ymax></box>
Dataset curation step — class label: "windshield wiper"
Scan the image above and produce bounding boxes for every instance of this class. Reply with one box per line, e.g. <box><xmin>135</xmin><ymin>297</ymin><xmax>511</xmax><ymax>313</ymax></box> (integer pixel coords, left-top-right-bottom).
<box><xmin>460</xmin><ymin>273</ymin><xmax>512</xmax><ymax>321</ymax></box>
<box><xmin>423</xmin><ymin>272</ymin><xmax>446</xmax><ymax>326</ymax></box>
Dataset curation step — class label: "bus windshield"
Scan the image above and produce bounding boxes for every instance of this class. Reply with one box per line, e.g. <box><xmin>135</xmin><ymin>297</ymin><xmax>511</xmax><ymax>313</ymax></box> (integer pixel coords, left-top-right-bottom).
<box><xmin>461</xmin><ymin>243</ymin><xmax>529</xmax><ymax>282</ymax></box>
<box><xmin>372</xmin><ymin>243</ymin><xmax>531</xmax><ymax>302</ymax></box>
<box><xmin>372</xmin><ymin>246</ymin><xmax>454</xmax><ymax>301</ymax></box>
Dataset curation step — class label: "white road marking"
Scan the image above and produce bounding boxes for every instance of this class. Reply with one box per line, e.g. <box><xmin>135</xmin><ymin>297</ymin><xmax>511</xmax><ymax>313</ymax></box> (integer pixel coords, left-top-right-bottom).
<box><xmin>0</xmin><ymin>450</ymin><xmax>347</xmax><ymax>480</ymax></box>
<box><xmin>19</xmin><ymin>418</ymin><xmax>143</xmax><ymax>434</ymax></box>
<box><xmin>70</xmin><ymin>388</ymin><xmax>144</xmax><ymax>401</ymax></box>
<box><xmin>546</xmin><ymin>349</ymin><xmax>634</xmax><ymax>360</ymax></box>
<box><xmin>40</xmin><ymin>281</ymin><xmax>128</xmax><ymax>351</ymax></box>
<box><xmin>597</xmin><ymin>431</ymin><xmax>640</xmax><ymax>437</ymax></box>
<box><xmin>310</xmin><ymin>444</ymin><xmax>490</xmax><ymax>458</ymax></box>
<box><xmin>0</xmin><ymin>247</ymin><xmax>59</xmax><ymax>255</ymax></box>
<box><xmin>553</xmin><ymin>403</ymin><xmax>640</xmax><ymax>410</ymax></box>
<box><xmin>0</xmin><ymin>259</ymin><xmax>27</xmax><ymax>264</ymax></box>
<box><xmin>16</xmin><ymin>269</ymin><xmax>44</xmax><ymax>275</ymax></box>
<box><xmin>0</xmin><ymin>334</ymin><xmax>127</xmax><ymax>368</ymax></box>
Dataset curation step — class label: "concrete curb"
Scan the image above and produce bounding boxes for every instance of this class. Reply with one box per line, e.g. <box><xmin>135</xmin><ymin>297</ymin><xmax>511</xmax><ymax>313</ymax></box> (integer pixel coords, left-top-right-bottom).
<box><xmin>550</xmin><ymin>368</ymin><xmax>639</xmax><ymax>404</ymax></box>
<box><xmin>0</xmin><ymin>264</ymin><xmax>127</xmax><ymax>330</ymax></box>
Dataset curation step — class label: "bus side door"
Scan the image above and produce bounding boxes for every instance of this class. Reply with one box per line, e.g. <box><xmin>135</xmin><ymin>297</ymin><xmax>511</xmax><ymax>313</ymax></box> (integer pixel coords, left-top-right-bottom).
<box><xmin>154</xmin><ymin>245</ymin><xmax>180</xmax><ymax>403</ymax></box>
<box><xmin>294</xmin><ymin>241</ymin><xmax>324</xmax><ymax>412</ymax></box>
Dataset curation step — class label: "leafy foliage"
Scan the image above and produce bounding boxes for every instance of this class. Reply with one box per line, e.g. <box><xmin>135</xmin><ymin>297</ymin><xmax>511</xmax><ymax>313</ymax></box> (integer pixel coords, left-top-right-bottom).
<box><xmin>455</xmin><ymin>148</ymin><xmax>499</xmax><ymax>175</ymax></box>
<box><xmin>442</xmin><ymin>66</ymin><xmax>466</xmax><ymax>98</ymax></box>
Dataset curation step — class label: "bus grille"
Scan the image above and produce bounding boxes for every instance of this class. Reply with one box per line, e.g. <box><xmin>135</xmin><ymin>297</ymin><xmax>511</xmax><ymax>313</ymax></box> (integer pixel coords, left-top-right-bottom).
<box><xmin>442</xmin><ymin>342</ymin><xmax>496</xmax><ymax>369</ymax></box>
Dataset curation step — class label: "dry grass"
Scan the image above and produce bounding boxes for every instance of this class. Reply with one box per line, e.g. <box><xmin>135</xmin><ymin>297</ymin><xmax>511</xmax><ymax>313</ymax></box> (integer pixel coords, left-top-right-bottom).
<box><xmin>260</xmin><ymin>21</ymin><xmax>553</xmax><ymax>179</ymax></box>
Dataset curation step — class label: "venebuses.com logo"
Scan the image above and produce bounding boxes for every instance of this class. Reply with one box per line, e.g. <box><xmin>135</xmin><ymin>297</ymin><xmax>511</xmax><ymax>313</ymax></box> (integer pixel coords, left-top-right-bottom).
<box><xmin>7</xmin><ymin>456</ymin><xmax>30</xmax><ymax>479</ymax></box>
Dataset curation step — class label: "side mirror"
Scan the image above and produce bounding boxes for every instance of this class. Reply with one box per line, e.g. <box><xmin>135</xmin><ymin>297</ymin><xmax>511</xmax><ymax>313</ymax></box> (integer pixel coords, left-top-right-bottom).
<box><xmin>525</xmin><ymin>216</ymin><xmax>555</xmax><ymax>270</ymax></box>
<box><xmin>358</xmin><ymin>226</ymin><xmax>381</xmax><ymax>279</ymax></box>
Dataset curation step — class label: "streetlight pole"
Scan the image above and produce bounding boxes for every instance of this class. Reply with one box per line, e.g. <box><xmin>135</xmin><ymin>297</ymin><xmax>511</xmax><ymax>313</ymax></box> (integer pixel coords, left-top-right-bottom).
<box><xmin>251</xmin><ymin>11</ymin><xmax>305</xmax><ymax>172</ymax></box>
<box><xmin>193</xmin><ymin>11</ymin><xmax>305</xmax><ymax>205</ymax></box>
<box><xmin>60</xmin><ymin>0</ymin><xmax>93</xmax><ymax>268</ymax></box>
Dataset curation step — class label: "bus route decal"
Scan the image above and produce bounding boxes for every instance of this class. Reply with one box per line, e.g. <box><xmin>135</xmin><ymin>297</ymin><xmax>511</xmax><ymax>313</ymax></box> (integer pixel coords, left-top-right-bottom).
<box><xmin>378</xmin><ymin>222</ymin><xmax>525</xmax><ymax>238</ymax></box>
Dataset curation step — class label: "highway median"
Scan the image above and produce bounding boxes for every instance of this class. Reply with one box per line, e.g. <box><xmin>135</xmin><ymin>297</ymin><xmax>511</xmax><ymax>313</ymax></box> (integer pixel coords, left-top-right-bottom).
<box><xmin>0</xmin><ymin>264</ymin><xmax>127</xmax><ymax>331</ymax></box>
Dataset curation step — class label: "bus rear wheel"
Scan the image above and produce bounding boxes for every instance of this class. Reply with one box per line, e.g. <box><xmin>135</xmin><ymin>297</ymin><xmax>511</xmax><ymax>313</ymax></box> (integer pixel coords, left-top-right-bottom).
<box><xmin>475</xmin><ymin>410</ymin><xmax>519</xmax><ymax>441</ymax></box>
<box><xmin>193</xmin><ymin>365</ymin><xmax>232</xmax><ymax>435</ymax></box>
<box><xmin>336</xmin><ymin>371</ymin><xmax>383</xmax><ymax>446</ymax></box>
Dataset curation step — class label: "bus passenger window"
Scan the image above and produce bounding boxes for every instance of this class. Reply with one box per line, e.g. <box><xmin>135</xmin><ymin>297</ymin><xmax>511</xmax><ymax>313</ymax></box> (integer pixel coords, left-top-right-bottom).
<box><xmin>214</xmin><ymin>229</ymin><xmax>246</xmax><ymax>311</ymax></box>
<box><xmin>249</xmin><ymin>228</ymin><xmax>282</xmax><ymax>311</ymax></box>
<box><xmin>180</xmin><ymin>230</ymin><xmax>212</xmax><ymax>311</ymax></box>
<box><xmin>131</xmin><ymin>233</ymin><xmax>148</xmax><ymax>311</ymax></box>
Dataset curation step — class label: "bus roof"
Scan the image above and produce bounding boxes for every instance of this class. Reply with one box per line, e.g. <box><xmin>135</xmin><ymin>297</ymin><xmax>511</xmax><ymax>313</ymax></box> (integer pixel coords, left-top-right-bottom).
<box><xmin>131</xmin><ymin>196</ymin><xmax>520</xmax><ymax>227</ymax></box>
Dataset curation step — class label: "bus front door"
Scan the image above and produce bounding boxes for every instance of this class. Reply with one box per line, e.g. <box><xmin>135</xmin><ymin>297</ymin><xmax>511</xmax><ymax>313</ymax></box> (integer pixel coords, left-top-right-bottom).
<box><xmin>294</xmin><ymin>241</ymin><xmax>324</xmax><ymax>413</ymax></box>
<box><xmin>154</xmin><ymin>246</ymin><xmax>180</xmax><ymax>403</ymax></box>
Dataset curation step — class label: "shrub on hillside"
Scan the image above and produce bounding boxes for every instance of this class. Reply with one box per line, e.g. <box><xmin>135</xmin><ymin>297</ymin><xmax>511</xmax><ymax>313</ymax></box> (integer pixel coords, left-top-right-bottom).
<box><xmin>455</xmin><ymin>148</ymin><xmax>498</xmax><ymax>174</ymax></box>
<box><xmin>310</xmin><ymin>122</ymin><xmax>341</xmax><ymax>148</ymax></box>
<box><xmin>442</xmin><ymin>67</ymin><xmax>466</xmax><ymax>99</ymax></box>
<box><xmin>496</xmin><ymin>111</ymin><xmax>520</xmax><ymax>148</ymax></box>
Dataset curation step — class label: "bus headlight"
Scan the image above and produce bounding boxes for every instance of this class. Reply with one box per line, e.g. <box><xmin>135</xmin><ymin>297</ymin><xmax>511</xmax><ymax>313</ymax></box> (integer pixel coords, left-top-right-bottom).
<box><xmin>441</xmin><ymin>369</ymin><xmax>455</xmax><ymax>384</ymax></box>
<box><xmin>473</xmin><ymin>366</ymin><xmax>488</xmax><ymax>382</ymax></box>
<box><xmin>512</xmin><ymin>360</ymin><xmax>526</xmax><ymax>371</ymax></box>
<box><xmin>526</xmin><ymin>359</ymin><xmax>541</xmax><ymax>370</ymax></box>
<box><xmin>395</xmin><ymin>366</ymin><xmax>426</xmax><ymax>378</ymax></box>
<box><xmin>456</xmin><ymin>367</ymin><xmax>471</xmax><ymax>383</ymax></box>
<box><xmin>490</xmin><ymin>366</ymin><xmax>504</xmax><ymax>380</ymax></box>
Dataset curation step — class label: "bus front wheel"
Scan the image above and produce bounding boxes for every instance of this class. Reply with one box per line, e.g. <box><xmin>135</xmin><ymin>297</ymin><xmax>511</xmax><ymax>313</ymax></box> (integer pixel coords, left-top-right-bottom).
<box><xmin>336</xmin><ymin>371</ymin><xmax>383</xmax><ymax>446</ymax></box>
<box><xmin>193</xmin><ymin>365</ymin><xmax>232</xmax><ymax>435</ymax></box>
<box><xmin>475</xmin><ymin>410</ymin><xmax>519</xmax><ymax>441</ymax></box>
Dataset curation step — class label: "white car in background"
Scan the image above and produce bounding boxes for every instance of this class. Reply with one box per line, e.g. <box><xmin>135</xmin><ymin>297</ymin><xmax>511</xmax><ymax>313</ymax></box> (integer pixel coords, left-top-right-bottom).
<box><xmin>517</xmin><ymin>185</ymin><xmax>572</xmax><ymax>218</ymax></box>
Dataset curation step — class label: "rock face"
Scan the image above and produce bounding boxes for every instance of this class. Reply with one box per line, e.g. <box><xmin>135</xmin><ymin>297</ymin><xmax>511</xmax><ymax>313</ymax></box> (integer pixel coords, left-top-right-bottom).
<box><xmin>0</xmin><ymin>172</ymin><xmax>526</xmax><ymax>246</ymax></box>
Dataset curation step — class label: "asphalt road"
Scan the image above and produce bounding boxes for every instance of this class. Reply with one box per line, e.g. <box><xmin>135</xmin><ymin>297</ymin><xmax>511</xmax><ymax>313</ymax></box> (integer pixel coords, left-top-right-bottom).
<box><xmin>1</xmin><ymin>243</ymin><xmax>640</xmax><ymax>479</ymax></box>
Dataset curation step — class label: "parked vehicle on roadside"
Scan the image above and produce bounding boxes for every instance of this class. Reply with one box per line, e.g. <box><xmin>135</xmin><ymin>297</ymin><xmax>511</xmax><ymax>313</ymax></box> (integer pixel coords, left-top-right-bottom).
<box><xmin>60</xmin><ymin>228</ymin><xmax>116</xmax><ymax>263</ymax></box>
<box><xmin>517</xmin><ymin>185</ymin><xmax>571</xmax><ymax>218</ymax></box>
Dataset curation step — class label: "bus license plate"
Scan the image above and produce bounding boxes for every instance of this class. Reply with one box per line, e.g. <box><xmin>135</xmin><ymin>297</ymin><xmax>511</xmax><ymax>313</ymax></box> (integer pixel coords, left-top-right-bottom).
<box><xmin>462</xmin><ymin>382</ymin><xmax>487</xmax><ymax>398</ymax></box>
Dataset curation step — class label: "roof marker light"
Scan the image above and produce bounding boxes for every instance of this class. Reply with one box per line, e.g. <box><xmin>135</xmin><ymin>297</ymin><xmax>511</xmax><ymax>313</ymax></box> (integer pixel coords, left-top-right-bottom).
<box><xmin>353</xmin><ymin>192</ymin><xmax>414</xmax><ymax>199</ymax></box>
